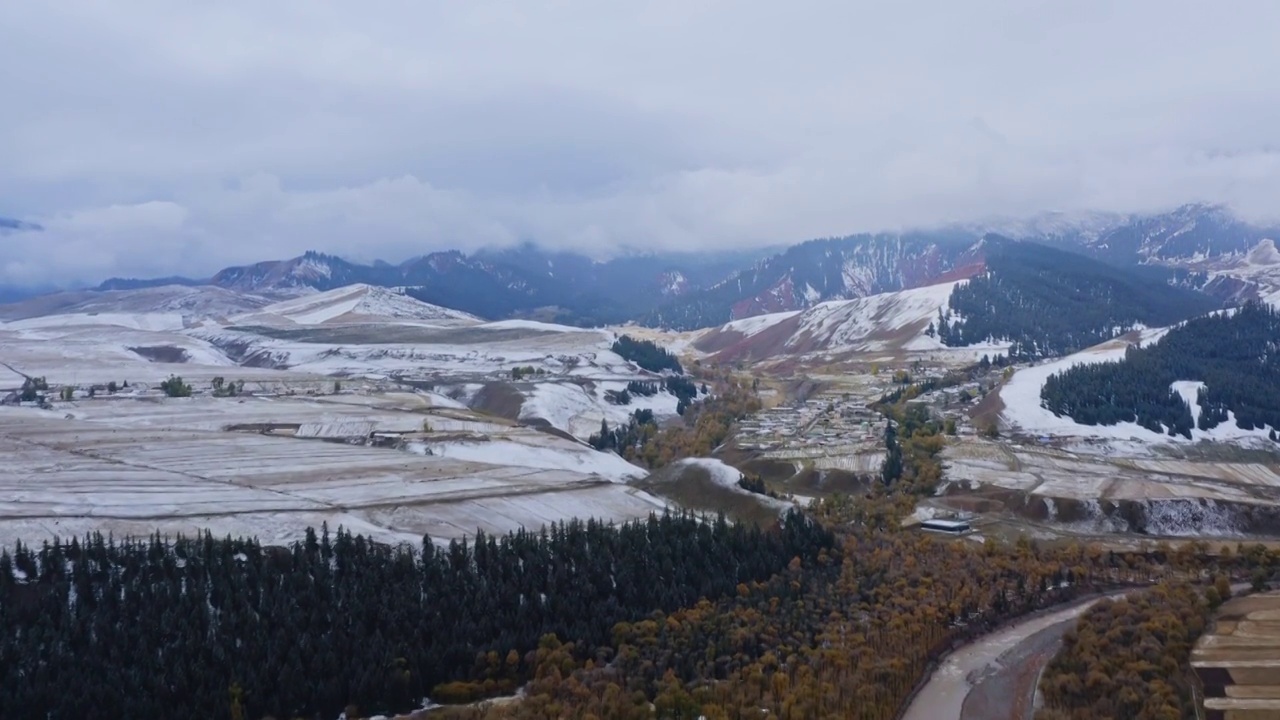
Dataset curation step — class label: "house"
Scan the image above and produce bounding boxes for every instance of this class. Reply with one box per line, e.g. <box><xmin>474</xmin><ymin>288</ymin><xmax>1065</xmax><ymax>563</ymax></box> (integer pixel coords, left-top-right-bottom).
<box><xmin>920</xmin><ymin>518</ymin><xmax>972</xmax><ymax>535</ymax></box>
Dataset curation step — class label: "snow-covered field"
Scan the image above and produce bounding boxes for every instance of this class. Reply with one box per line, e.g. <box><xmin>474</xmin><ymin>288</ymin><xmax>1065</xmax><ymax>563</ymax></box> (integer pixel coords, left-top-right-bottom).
<box><xmin>409</xmin><ymin>437</ymin><xmax>645</xmax><ymax>481</ymax></box>
<box><xmin>0</xmin><ymin>283</ymin><xmax>702</xmax><ymax>548</ymax></box>
<box><xmin>0</xmin><ymin>283</ymin><xmax>690</xmax><ymax>440</ymax></box>
<box><xmin>0</xmin><ymin>402</ymin><xmax>664</xmax><ymax>549</ymax></box>
<box><xmin>940</xmin><ymin>437</ymin><xmax>1280</xmax><ymax>537</ymax></box>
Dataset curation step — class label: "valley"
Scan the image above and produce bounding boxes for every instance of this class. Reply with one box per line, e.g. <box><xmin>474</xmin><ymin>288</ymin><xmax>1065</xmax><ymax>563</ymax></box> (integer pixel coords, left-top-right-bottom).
<box><xmin>6</xmin><ymin>231</ymin><xmax>1280</xmax><ymax>553</ymax></box>
<box><xmin>5</xmin><ymin>207</ymin><xmax>1280</xmax><ymax>720</ymax></box>
<box><xmin>0</xmin><ymin>285</ymin><xmax>699</xmax><ymax>549</ymax></box>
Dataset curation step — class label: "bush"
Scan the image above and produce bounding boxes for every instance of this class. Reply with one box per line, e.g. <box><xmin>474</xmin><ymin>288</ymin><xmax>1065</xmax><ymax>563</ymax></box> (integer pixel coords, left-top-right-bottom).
<box><xmin>431</xmin><ymin>681</ymin><xmax>486</xmax><ymax>705</ymax></box>
<box><xmin>19</xmin><ymin>376</ymin><xmax>48</xmax><ymax>402</ymax></box>
<box><xmin>159</xmin><ymin>375</ymin><xmax>192</xmax><ymax>398</ymax></box>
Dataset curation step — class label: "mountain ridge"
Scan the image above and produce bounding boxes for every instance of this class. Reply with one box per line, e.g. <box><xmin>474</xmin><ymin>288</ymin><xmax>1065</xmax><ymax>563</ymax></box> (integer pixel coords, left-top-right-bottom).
<box><xmin>18</xmin><ymin>203</ymin><xmax>1280</xmax><ymax>329</ymax></box>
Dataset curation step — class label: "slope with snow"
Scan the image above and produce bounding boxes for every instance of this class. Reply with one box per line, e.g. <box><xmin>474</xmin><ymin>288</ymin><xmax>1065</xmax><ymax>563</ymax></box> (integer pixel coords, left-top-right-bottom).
<box><xmin>235</xmin><ymin>284</ymin><xmax>480</xmax><ymax>326</ymax></box>
<box><xmin>0</xmin><ymin>317</ymin><xmax>252</xmax><ymax>386</ymax></box>
<box><xmin>518</xmin><ymin>380</ymin><xmax>681</xmax><ymax>440</ymax></box>
<box><xmin>998</xmin><ymin>327</ymin><xmax>1276</xmax><ymax>448</ymax></box>
<box><xmin>410</xmin><ymin>436</ymin><xmax>645</xmax><ymax>482</ymax></box>
<box><xmin>0</xmin><ymin>405</ymin><xmax>668</xmax><ymax>549</ymax></box>
<box><xmin>1165</xmin><ymin>237</ymin><xmax>1280</xmax><ymax>307</ymax></box>
<box><xmin>3</xmin><ymin>311</ymin><xmax>188</xmax><ymax>333</ymax></box>
<box><xmin>0</xmin><ymin>284</ymin><xmax>273</xmax><ymax>323</ymax></box>
<box><xmin>192</xmin><ymin>321</ymin><xmax>632</xmax><ymax>380</ymax></box>
<box><xmin>791</xmin><ymin>280</ymin><xmax>962</xmax><ymax>351</ymax></box>
<box><xmin>696</xmin><ymin>280</ymin><xmax>1009</xmax><ymax>362</ymax></box>
<box><xmin>660</xmin><ymin>458</ymin><xmax>794</xmax><ymax>513</ymax></box>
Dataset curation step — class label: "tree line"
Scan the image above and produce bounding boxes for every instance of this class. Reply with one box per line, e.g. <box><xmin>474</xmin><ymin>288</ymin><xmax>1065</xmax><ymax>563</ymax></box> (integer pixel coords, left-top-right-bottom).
<box><xmin>603</xmin><ymin>378</ymin><xmax>703</xmax><ymax>414</ymax></box>
<box><xmin>1041</xmin><ymin>301</ymin><xmax>1280</xmax><ymax>438</ymax></box>
<box><xmin>0</xmin><ymin>512</ymin><xmax>832</xmax><ymax>720</ymax></box>
<box><xmin>611</xmin><ymin>335</ymin><xmax>684</xmax><ymax>375</ymax></box>
<box><xmin>1035</xmin><ymin>578</ymin><xmax>1229</xmax><ymax>720</ymax></box>
<box><xmin>430</xmin><ymin>499</ymin><xmax>1280</xmax><ymax>720</ymax></box>
<box><xmin>590</xmin><ymin>380</ymin><xmax>762</xmax><ymax>468</ymax></box>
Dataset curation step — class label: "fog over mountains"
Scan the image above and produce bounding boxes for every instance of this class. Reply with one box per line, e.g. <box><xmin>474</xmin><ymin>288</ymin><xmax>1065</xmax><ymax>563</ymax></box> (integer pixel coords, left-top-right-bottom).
<box><xmin>0</xmin><ymin>203</ymin><xmax>1259</xmax><ymax>329</ymax></box>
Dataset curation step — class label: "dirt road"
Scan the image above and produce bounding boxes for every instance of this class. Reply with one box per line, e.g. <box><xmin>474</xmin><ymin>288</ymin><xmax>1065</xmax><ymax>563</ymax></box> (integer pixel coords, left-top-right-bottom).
<box><xmin>900</xmin><ymin>596</ymin><xmax>1118</xmax><ymax>720</ymax></box>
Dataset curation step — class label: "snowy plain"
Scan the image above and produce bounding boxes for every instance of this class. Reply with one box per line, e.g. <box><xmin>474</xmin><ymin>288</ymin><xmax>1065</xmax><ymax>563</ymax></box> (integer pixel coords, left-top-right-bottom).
<box><xmin>0</xmin><ymin>284</ymin><xmax>693</xmax><ymax>549</ymax></box>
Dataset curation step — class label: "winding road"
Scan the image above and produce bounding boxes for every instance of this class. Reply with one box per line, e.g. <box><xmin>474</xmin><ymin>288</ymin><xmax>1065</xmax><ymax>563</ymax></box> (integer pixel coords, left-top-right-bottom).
<box><xmin>901</xmin><ymin>595</ymin><xmax>1122</xmax><ymax>720</ymax></box>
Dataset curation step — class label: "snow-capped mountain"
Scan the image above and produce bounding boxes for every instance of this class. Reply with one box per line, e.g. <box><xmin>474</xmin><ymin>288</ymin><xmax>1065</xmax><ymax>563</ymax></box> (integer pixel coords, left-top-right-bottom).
<box><xmin>649</xmin><ymin>231</ymin><xmax>988</xmax><ymax>330</ymax></box>
<box><xmin>28</xmin><ymin>202</ymin><xmax>1280</xmax><ymax>331</ymax></box>
<box><xmin>694</xmin><ymin>280</ymin><xmax>971</xmax><ymax>362</ymax></box>
<box><xmin>1176</xmin><ymin>238</ymin><xmax>1280</xmax><ymax>307</ymax></box>
<box><xmin>99</xmin><ymin>246</ymin><xmax>758</xmax><ymax>325</ymax></box>
<box><xmin>650</xmin><ymin>204</ymin><xmax>1278</xmax><ymax>330</ymax></box>
<box><xmin>957</xmin><ymin>209</ymin><xmax>1128</xmax><ymax>244</ymax></box>
<box><xmin>211</xmin><ymin>251</ymin><xmax>366</xmax><ymax>293</ymax></box>
<box><xmin>658</xmin><ymin>270</ymin><xmax>691</xmax><ymax>296</ymax></box>
<box><xmin>691</xmin><ymin>236</ymin><xmax>1222</xmax><ymax>364</ymax></box>
<box><xmin>1077</xmin><ymin>203</ymin><xmax>1279</xmax><ymax>265</ymax></box>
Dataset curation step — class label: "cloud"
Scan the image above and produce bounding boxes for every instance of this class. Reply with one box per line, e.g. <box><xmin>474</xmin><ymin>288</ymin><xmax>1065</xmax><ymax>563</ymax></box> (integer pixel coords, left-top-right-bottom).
<box><xmin>4</xmin><ymin>1</ymin><xmax>1280</xmax><ymax>285</ymax></box>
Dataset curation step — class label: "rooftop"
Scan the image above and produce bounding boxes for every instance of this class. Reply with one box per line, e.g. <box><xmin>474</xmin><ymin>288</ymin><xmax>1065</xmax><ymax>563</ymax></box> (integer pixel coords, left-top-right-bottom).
<box><xmin>1192</xmin><ymin>590</ymin><xmax>1280</xmax><ymax>720</ymax></box>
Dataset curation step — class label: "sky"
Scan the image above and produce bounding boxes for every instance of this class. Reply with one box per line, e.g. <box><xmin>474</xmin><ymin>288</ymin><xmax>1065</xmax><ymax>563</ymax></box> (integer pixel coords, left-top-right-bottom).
<box><xmin>4</xmin><ymin>1</ymin><xmax>1280</xmax><ymax>287</ymax></box>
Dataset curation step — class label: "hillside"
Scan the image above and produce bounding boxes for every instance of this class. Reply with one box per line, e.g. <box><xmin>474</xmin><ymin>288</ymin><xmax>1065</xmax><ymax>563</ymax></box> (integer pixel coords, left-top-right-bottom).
<box><xmin>1170</xmin><ymin>237</ymin><xmax>1280</xmax><ymax>307</ymax></box>
<box><xmin>694</xmin><ymin>280</ymin><xmax>994</xmax><ymax>362</ymax></box>
<box><xmin>1077</xmin><ymin>203</ymin><xmax>1279</xmax><ymax>265</ymax></box>
<box><xmin>0</xmin><ymin>284</ymin><xmax>272</xmax><ymax>322</ymax></box>
<box><xmin>942</xmin><ymin>239</ymin><xmax>1219</xmax><ymax>359</ymax></box>
<box><xmin>1040</xmin><ymin>301</ymin><xmax>1280</xmax><ymax>440</ymax></box>
<box><xmin>233</xmin><ymin>284</ymin><xmax>480</xmax><ymax>326</ymax></box>
<box><xmin>649</xmin><ymin>231</ymin><xmax>986</xmax><ymax>330</ymax></box>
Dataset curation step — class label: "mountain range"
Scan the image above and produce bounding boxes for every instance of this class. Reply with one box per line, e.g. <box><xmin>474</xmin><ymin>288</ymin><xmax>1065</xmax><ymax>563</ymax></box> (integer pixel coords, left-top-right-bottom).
<box><xmin>96</xmin><ymin>245</ymin><xmax>763</xmax><ymax>327</ymax></box>
<box><xmin>12</xmin><ymin>203</ymin><xmax>1280</xmax><ymax>329</ymax></box>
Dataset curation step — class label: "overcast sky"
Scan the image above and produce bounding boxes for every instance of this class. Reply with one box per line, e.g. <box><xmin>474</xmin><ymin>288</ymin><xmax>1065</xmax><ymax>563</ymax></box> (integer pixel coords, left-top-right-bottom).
<box><xmin>4</xmin><ymin>1</ymin><xmax>1280</xmax><ymax>286</ymax></box>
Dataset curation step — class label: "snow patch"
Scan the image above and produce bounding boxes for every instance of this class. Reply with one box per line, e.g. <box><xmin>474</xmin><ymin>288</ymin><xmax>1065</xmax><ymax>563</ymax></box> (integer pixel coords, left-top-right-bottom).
<box><xmin>719</xmin><ymin>310</ymin><xmax>801</xmax><ymax>338</ymax></box>
<box><xmin>408</xmin><ymin>439</ymin><xmax>645</xmax><ymax>481</ymax></box>
<box><xmin>3</xmin><ymin>312</ymin><xmax>187</xmax><ymax>332</ymax></box>
<box><xmin>673</xmin><ymin>458</ymin><xmax>794</xmax><ymax>512</ymax></box>
<box><xmin>519</xmin><ymin>381</ymin><xmax>680</xmax><ymax>440</ymax></box>
<box><xmin>244</xmin><ymin>284</ymin><xmax>478</xmax><ymax>325</ymax></box>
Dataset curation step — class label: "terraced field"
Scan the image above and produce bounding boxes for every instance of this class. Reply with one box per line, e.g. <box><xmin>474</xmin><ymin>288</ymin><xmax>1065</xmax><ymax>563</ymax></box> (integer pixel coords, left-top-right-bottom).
<box><xmin>0</xmin><ymin>395</ymin><xmax>664</xmax><ymax>549</ymax></box>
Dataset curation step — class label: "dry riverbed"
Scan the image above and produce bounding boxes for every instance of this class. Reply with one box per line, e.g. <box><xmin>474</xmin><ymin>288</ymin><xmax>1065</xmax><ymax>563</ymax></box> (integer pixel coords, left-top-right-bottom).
<box><xmin>901</xmin><ymin>595</ymin><xmax>1124</xmax><ymax>720</ymax></box>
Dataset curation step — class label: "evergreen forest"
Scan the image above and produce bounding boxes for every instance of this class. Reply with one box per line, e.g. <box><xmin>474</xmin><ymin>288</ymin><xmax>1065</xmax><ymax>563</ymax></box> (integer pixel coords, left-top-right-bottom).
<box><xmin>0</xmin><ymin>513</ymin><xmax>831</xmax><ymax>719</ymax></box>
<box><xmin>4</xmin><ymin>359</ymin><xmax>1278</xmax><ymax>719</ymax></box>
<box><xmin>942</xmin><ymin>239</ymin><xmax>1218</xmax><ymax>359</ymax></box>
<box><xmin>1041</xmin><ymin>301</ymin><xmax>1280</xmax><ymax>438</ymax></box>
<box><xmin>611</xmin><ymin>335</ymin><xmax>685</xmax><ymax>375</ymax></box>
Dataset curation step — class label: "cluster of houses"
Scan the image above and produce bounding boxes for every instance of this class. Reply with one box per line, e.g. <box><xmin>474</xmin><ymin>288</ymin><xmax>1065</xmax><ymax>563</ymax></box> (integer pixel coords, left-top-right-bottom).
<box><xmin>735</xmin><ymin>391</ymin><xmax>888</xmax><ymax>453</ymax></box>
